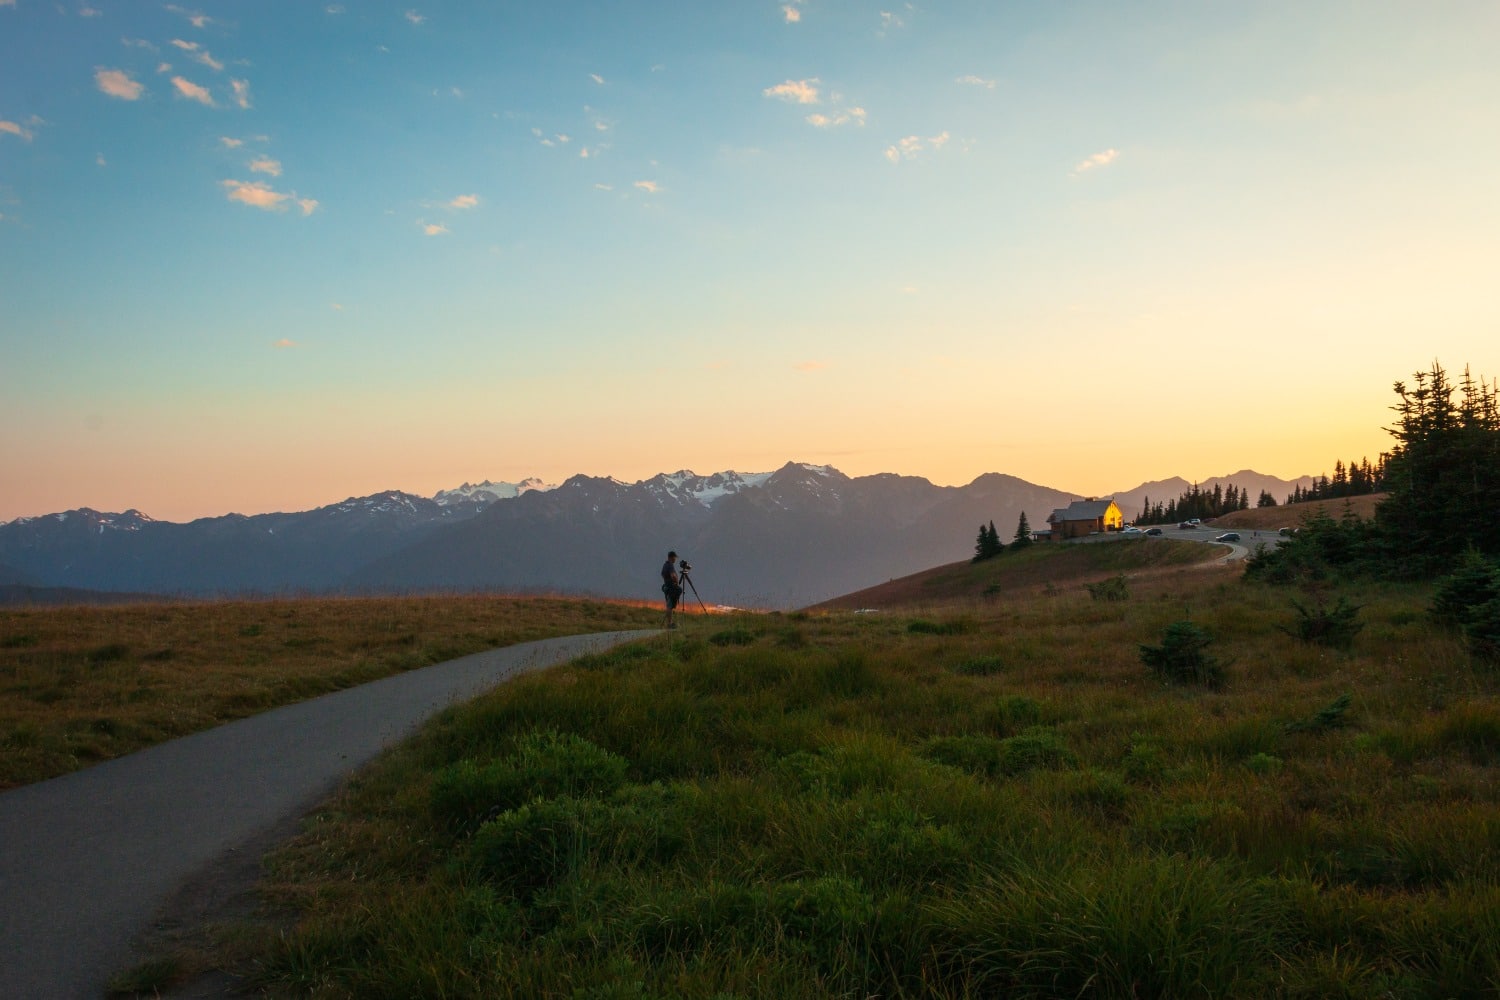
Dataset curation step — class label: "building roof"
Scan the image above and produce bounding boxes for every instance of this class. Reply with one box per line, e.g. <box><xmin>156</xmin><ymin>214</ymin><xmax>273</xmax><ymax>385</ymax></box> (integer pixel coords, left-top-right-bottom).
<box><xmin>1051</xmin><ymin>498</ymin><xmax>1120</xmax><ymax>523</ymax></box>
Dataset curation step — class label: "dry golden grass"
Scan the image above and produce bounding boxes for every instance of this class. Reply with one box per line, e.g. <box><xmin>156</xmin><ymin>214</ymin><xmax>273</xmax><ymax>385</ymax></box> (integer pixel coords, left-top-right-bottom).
<box><xmin>810</xmin><ymin>537</ymin><xmax>1221</xmax><ymax>612</ymax></box>
<box><xmin>1211</xmin><ymin>493</ymin><xmax>1385</xmax><ymax>531</ymax></box>
<box><xmin>0</xmin><ymin>594</ymin><xmax>660</xmax><ymax>789</ymax></box>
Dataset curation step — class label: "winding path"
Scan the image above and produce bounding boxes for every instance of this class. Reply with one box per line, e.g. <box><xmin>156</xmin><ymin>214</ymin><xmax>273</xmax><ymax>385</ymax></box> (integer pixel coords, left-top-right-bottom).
<box><xmin>0</xmin><ymin>629</ymin><xmax>656</xmax><ymax>999</ymax></box>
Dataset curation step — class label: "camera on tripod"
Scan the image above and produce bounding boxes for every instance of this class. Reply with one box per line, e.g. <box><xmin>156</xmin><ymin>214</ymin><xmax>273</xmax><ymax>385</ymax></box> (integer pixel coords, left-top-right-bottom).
<box><xmin>678</xmin><ymin>559</ymin><xmax>693</xmax><ymax>573</ymax></box>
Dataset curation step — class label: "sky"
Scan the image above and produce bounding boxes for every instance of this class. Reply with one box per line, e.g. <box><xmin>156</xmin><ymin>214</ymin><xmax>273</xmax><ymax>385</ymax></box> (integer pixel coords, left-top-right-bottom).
<box><xmin>2</xmin><ymin>1</ymin><xmax>1497</xmax><ymax>523</ymax></box>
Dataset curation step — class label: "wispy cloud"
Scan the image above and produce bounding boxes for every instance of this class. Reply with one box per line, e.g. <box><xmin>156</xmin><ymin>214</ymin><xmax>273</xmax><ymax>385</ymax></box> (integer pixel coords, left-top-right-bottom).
<box><xmin>96</xmin><ymin>152</ymin><xmax>107</xmax><ymax>166</ymax></box>
<box><xmin>594</xmin><ymin>183</ymin><xmax>614</xmax><ymax>192</ymax></box>
<box><xmin>405</xmin><ymin>9</ymin><xmax>425</xmax><ymax>25</ymax></box>
<box><xmin>170</xmin><ymin>38</ymin><xmax>199</xmax><ymax>51</ymax></box>
<box><xmin>194</xmin><ymin>50</ymin><xmax>224</xmax><ymax>71</ymax></box>
<box><xmin>422</xmin><ymin>222</ymin><xmax>448</xmax><ymax>236</ymax></box>
<box><xmin>249</xmin><ymin>157</ymin><xmax>281</xmax><ymax>176</ymax></box>
<box><xmin>122</xmin><ymin>38</ymin><xmax>157</xmax><ymax>50</ymax></box>
<box><xmin>222</xmin><ymin>179</ymin><xmax>318</xmax><ymax>215</ymax></box>
<box><xmin>0</xmin><ymin>1</ymin><xmax>17</xmax><ymax>7</ymax></box>
<box><xmin>957</xmin><ymin>74</ymin><xmax>996</xmax><ymax>89</ymax></box>
<box><xmin>95</xmin><ymin>67</ymin><xmax>144</xmax><ymax>100</ymax></box>
<box><xmin>325</xmin><ymin>4</ymin><xmax>345</xmax><ymax>13</ymax></box>
<box><xmin>219</xmin><ymin>135</ymin><xmax>244</xmax><ymax>148</ymax></box>
<box><xmin>273</xmin><ymin>338</ymin><xmax>299</xmax><ymax>349</ymax></box>
<box><xmin>171</xmin><ymin>76</ymin><xmax>214</xmax><ymax>106</ymax></box>
<box><xmin>634</xmin><ymin>180</ymin><xmax>661</xmax><ymax>194</ymax></box>
<box><xmin>156</xmin><ymin>62</ymin><xmax>172</xmax><ymax>74</ymax></box>
<box><xmin>1071</xmin><ymin>147</ymin><xmax>1119</xmax><ymax>175</ymax></box>
<box><xmin>0</xmin><ymin>119</ymin><xmax>35</xmax><ymax>142</ymax></box>
<box><xmin>782</xmin><ymin>2</ymin><xmax>804</xmax><ymax>23</ymax></box>
<box><xmin>883</xmin><ymin>131</ymin><xmax>952</xmax><ymax>164</ymax></box>
<box><xmin>79</xmin><ymin>6</ymin><xmax>102</xmax><ymax>17</ymax></box>
<box><xmin>590</xmin><ymin>73</ymin><xmax>605</xmax><ymax>85</ymax></box>
<box><xmin>764</xmin><ymin>78</ymin><xmax>820</xmax><ymax>104</ymax></box>
<box><xmin>794</xmin><ymin>361</ymin><xmax>826</xmax><ymax>372</ymax></box>
<box><xmin>806</xmin><ymin>106</ymin><xmax>866</xmax><ymax>128</ymax></box>
<box><xmin>448</xmin><ymin>193</ymin><xmax>479</xmax><ymax>209</ymax></box>
<box><xmin>230</xmin><ymin>79</ymin><xmax>251</xmax><ymax>109</ymax></box>
<box><xmin>165</xmin><ymin>5</ymin><xmax>210</xmax><ymax>28</ymax></box>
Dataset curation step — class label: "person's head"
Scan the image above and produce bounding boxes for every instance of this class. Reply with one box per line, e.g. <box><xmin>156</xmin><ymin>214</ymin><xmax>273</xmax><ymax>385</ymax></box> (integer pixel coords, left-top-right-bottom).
<box><xmin>667</xmin><ymin>551</ymin><xmax>677</xmax><ymax>561</ymax></box>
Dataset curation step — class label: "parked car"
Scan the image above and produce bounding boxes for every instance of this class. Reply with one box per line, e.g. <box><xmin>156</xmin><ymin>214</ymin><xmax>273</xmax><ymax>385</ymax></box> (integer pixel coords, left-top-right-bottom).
<box><xmin>1188</xmin><ymin>518</ymin><xmax>1202</xmax><ymax>525</ymax></box>
<box><xmin>1277</xmin><ymin>527</ymin><xmax>1293</xmax><ymax>537</ymax></box>
<box><xmin>1215</xmin><ymin>532</ymin><xmax>1241</xmax><ymax>542</ymax></box>
<box><xmin>1145</xmin><ymin>527</ymin><xmax>1163</xmax><ymax>536</ymax></box>
<box><xmin>1178</xmin><ymin>521</ymin><xmax>1197</xmax><ymax>530</ymax></box>
<box><xmin>1121</xmin><ymin>526</ymin><xmax>1144</xmax><ymax>535</ymax></box>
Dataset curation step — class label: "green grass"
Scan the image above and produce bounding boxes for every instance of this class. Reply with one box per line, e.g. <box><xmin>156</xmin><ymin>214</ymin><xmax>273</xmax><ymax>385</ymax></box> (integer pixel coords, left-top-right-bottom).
<box><xmin>0</xmin><ymin>595</ymin><xmax>660</xmax><ymax>788</ymax></box>
<box><xmin>114</xmin><ymin>567</ymin><xmax>1500</xmax><ymax>997</ymax></box>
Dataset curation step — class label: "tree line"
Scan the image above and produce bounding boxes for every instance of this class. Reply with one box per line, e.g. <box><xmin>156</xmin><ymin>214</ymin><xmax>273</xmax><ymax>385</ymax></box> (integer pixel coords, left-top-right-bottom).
<box><xmin>1248</xmin><ymin>361</ymin><xmax>1500</xmax><ymax>581</ymax></box>
<box><xmin>1285</xmin><ymin>456</ymin><xmax>1386</xmax><ymax>504</ymax></box>
<box><xmin>1135</xmin><ymin>483</ymin><xmax>1254</xmax><ymax>526</ymax></box>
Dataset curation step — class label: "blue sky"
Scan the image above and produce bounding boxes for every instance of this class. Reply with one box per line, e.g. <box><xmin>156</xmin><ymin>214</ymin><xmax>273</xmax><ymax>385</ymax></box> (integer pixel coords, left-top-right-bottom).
<box><xmin>2</xmin><ymin>1</ymin><xmax>1497</xmax><ymax>521</ymax></box>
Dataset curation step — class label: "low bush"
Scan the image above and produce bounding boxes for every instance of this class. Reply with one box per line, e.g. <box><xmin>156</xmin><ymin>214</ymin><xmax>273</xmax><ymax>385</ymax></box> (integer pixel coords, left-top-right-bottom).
<box><xmin>1430</xmin><ymin>549</ymin><xmax>1500</xmax><ymax>627</ymax></box>
<box><xmin>1086</xmin><ymin>575</ymin><xmax>1130</xmax><ymax>602</ymax></box>
<box><xmin>1281</xmin><ymin>596</ymin><xmax>1364</xmax><ymax>650</ymax></box>
<box><xmin>430</xmin><ymin>730</ymin><xmax>629</xmax><ymax>831</ymax></box>
<box><xmin>1139</xmin><ymin>621</ymin><xmax>1224</xmax><ymax>687</ymax></box>
<box><xmin>708</xmin><ymin>626</ymin><xmax>757</xmax><ymax>647</ymax></box>
<box><xmin>907</xmin><ymin>619</ymin><xmax>971</xmax><ymax>636</ymax></box>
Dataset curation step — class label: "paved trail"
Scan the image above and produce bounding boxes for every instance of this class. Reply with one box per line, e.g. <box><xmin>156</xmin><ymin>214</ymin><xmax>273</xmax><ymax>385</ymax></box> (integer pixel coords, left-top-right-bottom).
<box><xmin>0</xmin><ymin>629</ymin><xmax>655</xmax><ymax>999</ymax></box>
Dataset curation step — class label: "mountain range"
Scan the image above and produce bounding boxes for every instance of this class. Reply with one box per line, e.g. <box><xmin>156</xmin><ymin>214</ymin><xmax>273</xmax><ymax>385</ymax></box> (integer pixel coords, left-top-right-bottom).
<box><xmin>0</xmin><ymin>464</ymin><xmax>1314</xmax><ymax>609</ymax></box>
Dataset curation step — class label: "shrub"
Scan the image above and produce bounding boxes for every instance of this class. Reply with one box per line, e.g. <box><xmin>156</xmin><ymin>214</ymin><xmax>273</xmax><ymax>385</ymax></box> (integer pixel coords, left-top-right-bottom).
<box><xmin>1086</xmin><ymin>575</ymin><xmax>1130</xmax><ymax>602</ymax></box>
<box><xmin>1286</xmin><ymin>693</ymin><xmax>1354</xmax><ymax>735</ymax></box>
<box><xmin>430</xmin><ymin>730</ymin><xmax>629</xmax><ymax>830</ymax></box>
<box><xmin>1139</xmin><ymin>621</ymin><xmax>1224</xmax><ymax>687</ymax></box>
<box><xmin>1430</xmin><ymin>550</ymin><xmax>1500</xmax><ymax>627</ymax></box>
<box><xmin>1463</xmin><ymin>597</ymin><xmax>1500</xmax><ymax>663</ymax></box>
<box><xmin>467</xmin><ymin>796</ymin><xmax>604</xmax><ymax>895</ymax></box>
<box><xmin>923</xmin><ymin>734</ymin><xmax>1004</xmax><ymax>777</ymax></box>
<box><xmin>999</xmin><ymin>726</ymin><xmax>1076</xmax><ymax>775</ymax></box>
<box><xmin>907</xmin><ymin>619</ymin><xmax>971</xmax><ymax>636</ymax></box>
<box><xmin>1281</xmin><ymin>596</ymin><xmax>1364</xmax><ymax>650</ymax></box>
<box><xmin>953</xmin><ymin>655</ymin><xmax>1005</xmax><ymax>676</ymax></box>
<box><xmin>708</xmin><ymin>626</ymin><xmax>757</xmax><ymax>647</ymax></box>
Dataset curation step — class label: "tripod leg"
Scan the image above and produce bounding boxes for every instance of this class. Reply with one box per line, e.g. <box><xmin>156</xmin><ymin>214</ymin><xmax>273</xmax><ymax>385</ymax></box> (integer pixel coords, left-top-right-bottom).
<box><xmin>683</xmin><ymin>574</ymin><xmax>708</xmax><ymax>613</ymax></box>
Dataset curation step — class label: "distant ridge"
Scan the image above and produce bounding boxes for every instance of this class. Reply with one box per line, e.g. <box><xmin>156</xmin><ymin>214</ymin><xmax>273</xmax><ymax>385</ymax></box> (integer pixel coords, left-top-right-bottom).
<box><xmin>0</xmin><ymin>464</ymin><xmax>1313</xmax><ymax>608</ymax></box>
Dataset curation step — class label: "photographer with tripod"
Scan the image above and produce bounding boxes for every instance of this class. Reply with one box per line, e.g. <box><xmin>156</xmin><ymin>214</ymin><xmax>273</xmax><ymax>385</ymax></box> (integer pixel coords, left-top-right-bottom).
<box><xmin>660</xmin><ymin>550</ymin><xmax>706</xmax><ymax>629</ymax></box>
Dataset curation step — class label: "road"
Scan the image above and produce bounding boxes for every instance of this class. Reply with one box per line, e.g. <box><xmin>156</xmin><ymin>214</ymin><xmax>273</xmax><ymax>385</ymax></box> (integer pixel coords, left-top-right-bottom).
<box><xmin>0</xmin><ymin>629</ymin><xmax>656</xmax><ymax>999</ymax></box>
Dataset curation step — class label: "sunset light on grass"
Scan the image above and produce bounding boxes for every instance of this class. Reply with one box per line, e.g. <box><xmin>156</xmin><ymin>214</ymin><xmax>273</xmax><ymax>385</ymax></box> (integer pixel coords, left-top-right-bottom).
<box><xmin>2</xmin><ymin>2</ymin><xmax>1496</xmax><ymax>522</ymax></box>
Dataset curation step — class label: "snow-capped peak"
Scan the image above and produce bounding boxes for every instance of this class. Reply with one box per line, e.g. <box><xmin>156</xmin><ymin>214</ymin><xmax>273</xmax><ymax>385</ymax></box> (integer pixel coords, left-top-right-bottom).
<box><xmin>433</xmin><ymin>477</ymin><xmax>555</xmax><ymax>506</ymax></box>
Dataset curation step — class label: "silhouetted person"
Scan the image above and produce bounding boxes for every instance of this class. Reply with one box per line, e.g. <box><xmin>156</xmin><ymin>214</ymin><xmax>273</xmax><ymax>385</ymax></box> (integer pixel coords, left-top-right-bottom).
<box><xmin>661</xmin><ymin>550</ymin><xmax>681</xmax><ymax>629</ymax></box>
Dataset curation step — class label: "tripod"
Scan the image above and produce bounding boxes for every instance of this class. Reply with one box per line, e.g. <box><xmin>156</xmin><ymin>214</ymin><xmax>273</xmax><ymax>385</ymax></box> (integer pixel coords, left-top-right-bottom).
<box><xmin>677</xmin><ymin>565</ymin><xmax>708</xmax><ymax>614</ymax></box>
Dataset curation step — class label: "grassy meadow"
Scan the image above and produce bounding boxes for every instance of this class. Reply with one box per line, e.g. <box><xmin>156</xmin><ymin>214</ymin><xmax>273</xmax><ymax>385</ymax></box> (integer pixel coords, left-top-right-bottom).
<box><xmin>121</xmin><ymin>542</ymin><xmax>1500</xmax><ymax>998</ymax></box>
<box><xmin>0</xmin><ymin>595</ymin><xmax>660</xmax><ymax>789</ymax></box>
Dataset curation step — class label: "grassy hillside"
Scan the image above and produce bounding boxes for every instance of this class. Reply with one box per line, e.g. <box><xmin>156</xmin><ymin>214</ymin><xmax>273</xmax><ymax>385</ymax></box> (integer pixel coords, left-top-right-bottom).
<box><xmin>0</xmin><ymin>595</ymin><xmax>660</xmax><ymax>789</ymax></box>
<box><xmin>1211</xmin><ymin>493</ymin><xmax>1385</xmax><ymax>532</ymax></box>
<box><xmin>811</xmin><ymin>537</ymin><xmax>1220</xmax><ymax>611</ymax></box>
<box><xmin>130</xmin><ymin>561</ymin><xmax>1500</xmax><ymax>999</ymax></box>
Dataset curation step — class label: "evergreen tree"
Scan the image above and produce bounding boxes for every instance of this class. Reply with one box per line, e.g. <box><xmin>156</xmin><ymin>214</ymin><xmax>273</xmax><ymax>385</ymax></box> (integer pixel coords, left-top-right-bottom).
<box><xmin>1012</xmin><ymin>511</ymin><xmax>1033</xmax><ymax>548</ymax></box>
<box><xmin>1257</xmin><ymin>490</ymin><xmax>1277</xmax><ymax>508</ymax></box>
<box><xmin>973</xmin><ymin>521</ymin><xmax>1004</xmax><ymax>561</ymax></box>
<box><xmin>1376</xmin><ymin>362</ymin><xmax>1500</xmax><ymax>565</ymax></box>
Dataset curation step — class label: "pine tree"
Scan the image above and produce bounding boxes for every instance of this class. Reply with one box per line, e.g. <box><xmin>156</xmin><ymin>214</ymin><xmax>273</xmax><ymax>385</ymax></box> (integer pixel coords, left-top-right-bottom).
<box><xmin>1012</xmin><ymin>511</ymin><xmax>1033</xmax><ymax>548</ymax></box>
<box><xmin>1257</xmin><ymin>490</ymin><xmax>1277</xmax><ymax>508</ymax></box>
<box><xmin>973</xmin><ymin>523</ymin><xmax>989</xmax><ymax>563</ymax></box>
